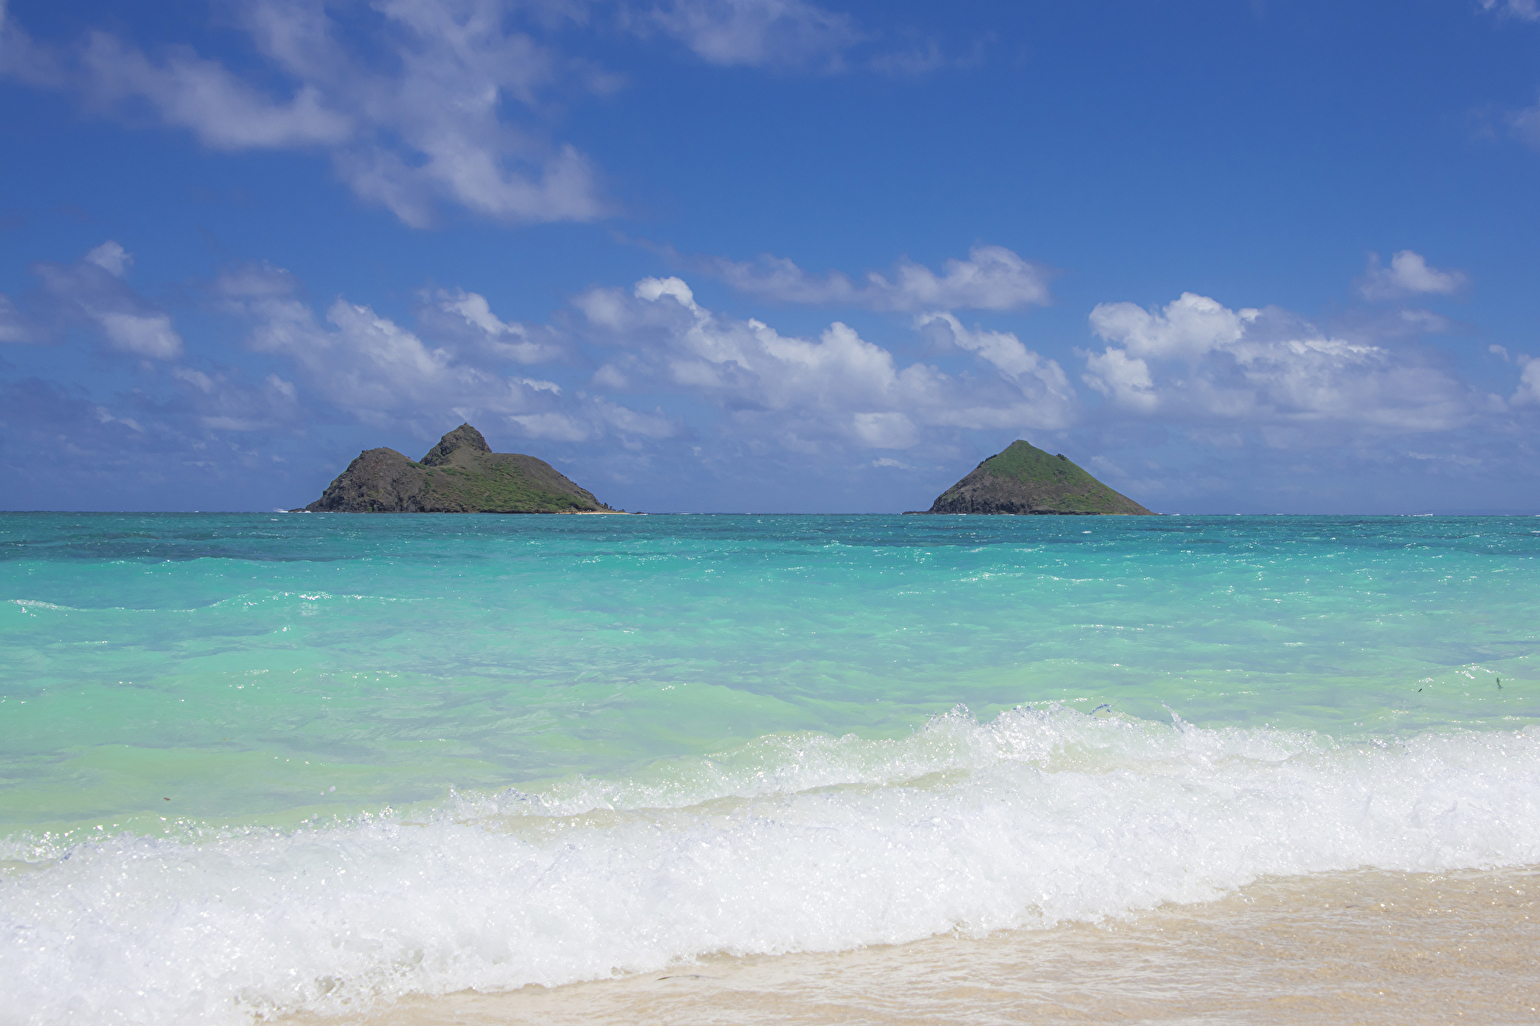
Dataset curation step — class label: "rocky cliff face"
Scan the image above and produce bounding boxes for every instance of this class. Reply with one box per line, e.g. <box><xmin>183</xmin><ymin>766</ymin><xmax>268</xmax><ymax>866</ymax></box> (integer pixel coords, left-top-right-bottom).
<box><xmin>299</xmin><ymin>424</ymin><xmax>612</xmax><ymax>513</ymax></box>
<box><xmin>920</xmin><ymin>440</ymin><xmax>1153</xmax><ymax>515</ymax></box>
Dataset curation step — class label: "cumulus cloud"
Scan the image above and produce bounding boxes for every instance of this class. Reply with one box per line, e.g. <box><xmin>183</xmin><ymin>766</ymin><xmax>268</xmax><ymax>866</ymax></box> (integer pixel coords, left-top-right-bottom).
<box><xmin>914</xmin><ymin>311</ymin><xmax>1073</xmax><ymax>397</ymax></box>
<box><xmin>575</xmin><ymin>274</ymin><xmax>1073</xmax><ymax>453</ymax></box>
<box><xmin>31</xmin><ymin>240</ymin><xmax>184</xmax><ymax>359</ymax></box>
<box><xmin>414</xmin><ymin>288</ymin><xmax>568</xmax><ymax>364</ymax></box>
<box><xmin>1088</xmin><ymin>291</ymin><xmax>1253</xmax><ymax>359</ymax></box>
<box><xmin>217</xmin><ymin>262</ymin><xmax>672</xmax><ymax>442</ymax></box>
<box><xmin>1081</xmin><ymin>345</ymin><xmax>1157</xmax><ymax>412</ymax></box>
<box><xmin>3</xmin><ymin>0</ymin><xmax>608</xmax><ymax>227</ymax></box>
<box><xmin>1082</xmin><ymin>291</ymin><xmax>1477</xmax><ymax>437</ymax></box>
<box><xmin>1357</xmin><ymin>250</ymin><xmax>1469</xmax><ymax>300</ymax></box>
<box><xmin>221</xmin><ymin>265</ymin><xmax>544</xmax><ymax>427</ymax></box>
<box><xmin>703</xmin><ymin>244</ymin><xmax>1054</xmax><ymax>311</ymax></box>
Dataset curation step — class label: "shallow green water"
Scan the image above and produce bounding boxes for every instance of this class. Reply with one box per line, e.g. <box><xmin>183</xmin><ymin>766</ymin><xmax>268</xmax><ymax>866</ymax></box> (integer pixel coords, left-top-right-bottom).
<box><xmin>2</xmin><ymin>512</ymin><xmax>1534</xmax><ymax>835</ymax></box>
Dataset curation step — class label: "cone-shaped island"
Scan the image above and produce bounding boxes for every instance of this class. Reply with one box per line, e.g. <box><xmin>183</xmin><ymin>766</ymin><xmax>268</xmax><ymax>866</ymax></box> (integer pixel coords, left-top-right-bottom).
<box><xmin>296</xmin><ymin>424</ymin><xmax>614</xmax><ymax>513</ymax></box>
<box><xmin>915</xmin><ymin>440</ymin><xmax>1153</xmax><ymax>515</ymax></box>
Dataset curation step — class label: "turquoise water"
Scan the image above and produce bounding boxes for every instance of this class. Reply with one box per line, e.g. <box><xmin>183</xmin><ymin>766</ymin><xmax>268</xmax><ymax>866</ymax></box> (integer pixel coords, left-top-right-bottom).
<box><xmin>3</xmin><ymin>513</ymin><xmax>1534</xmax><ymax>833</ymax></box>
<box><xmin>2</xmin><ymin>513</ymin><xmax>1539</xmax><ymax>1023</ymax></box>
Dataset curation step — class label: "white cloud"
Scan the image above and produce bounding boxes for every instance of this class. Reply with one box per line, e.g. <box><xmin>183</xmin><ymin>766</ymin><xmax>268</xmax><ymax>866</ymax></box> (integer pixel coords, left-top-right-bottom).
<box><xmin>93</xmin><ymin>311</ymin><xmax>184</xmax><ymax>360</ymax></box>
<box><xmin>32</xmin><ymin>241</ymin><xmax>184</xmax><ymax>359</ymax></box>
<box><xmin>575</xmin><ymin>274</ymin><xmax>1074</xmax><ymax>454</ymax></box>
<box><xmin>266</xmin><ymin>373</ymin><xmax>298</xmax><ymax>401</ymax></box>
<box><xmin>1512</xmin><ymin>356</ymin><xmax>1540</xmax><ymax>406</ymax></box>
<box><xmin>84</xmin><ymin>240</ymin><xmax>132</xmax><ymax>277</ymax></box>
<box><xmin>217</xmin><ymin>262</ymin><xmax>669</xmax><ymax>442</ymax></box>
<box><xmin>2</xmin><ymin>0</ymin><xmax>952</xmax><ymax>230</ymax></box>
<box><xmin>1082</xmin><ymin>346</ymin><xmax>1157</xmax><ymax>412</ymax></box>
<box><xmin>705</xmin><ymin>244</ymin><xmax>1054</xmax><ymax>311</ymax></box>
<box><xmin>92</xmin><ymin>405</ymin><xmax>144</xmax><ymax>433</ymax></box>
<box><xmin>635</xmin><ymin>0</ymin><xmax>864</xmax><ymax>70</ymax></box>
<box><xmin>1357</xmin><ymin>250</ymin><xmax>1469</xmax><ymax>300</ymax></box>
<box><xmin>171</xmin><ymin>367</ymin><xmax>216</xmax><ymax>393</ymax></box>
<box><xmin>1481</xmin><ymin>0</ymin><xmax>1540</xmax><ymax>21</ymax></box>
<box><xmin>76</xmin><ymin>29</ymin><xmax>352</xmax><ymax>149</ymax></box>
<box><xmin>914</xmin><ymin>311</ymin><xmax>1073</xmax><ymax>398</ymax></box>
<box><xmin>1083</xmin><ymin>292</ymin><xmax>1473</xmax><ymax>435</ymax></box>
<box><xmin>851</xmin><ymin>411</ymin><xmax>917</xmax><ymax>448</ymax></box>
<box><xmin>630</xmin><ymin>0</ymin><xmax>957</xmax><ymax>75</ymax></box>
<box><xmin>585</xmin><ymin>397</ymin><xmax>679</xmax><ymax>438</ymax></box>
<box><xmin>230</xmin><ymin>279</ymin><xmax>539</xmax><ymax>425</ymax></box>
<box><xmin>5</xmin><ymin>0</ymin><xmax>608</xmax><ymax>227</ymax></box>
<box><xmin>1088</xmin><ymin>292</ymin><xmax>1254</xmax><ymax>360</ymax></box>
<box><xmin>414</xmin><ymin>288</ymin><xmax>568</xmax><ymax>364</ymax></box>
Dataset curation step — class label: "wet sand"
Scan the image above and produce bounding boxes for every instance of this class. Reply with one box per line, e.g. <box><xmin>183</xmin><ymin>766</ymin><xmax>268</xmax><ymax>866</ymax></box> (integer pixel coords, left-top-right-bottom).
<box><xmin>289</xmin><ymin>865</ymin><xmax>1539</xmax><ymax>1025</ymax></box>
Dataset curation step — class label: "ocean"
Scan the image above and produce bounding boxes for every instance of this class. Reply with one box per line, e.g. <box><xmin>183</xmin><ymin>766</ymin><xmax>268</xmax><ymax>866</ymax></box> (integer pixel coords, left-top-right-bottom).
<box><xmin>1</xmin><ymin>512</ymin><xmax>1537</xmax><ymax>1024</ymax></box>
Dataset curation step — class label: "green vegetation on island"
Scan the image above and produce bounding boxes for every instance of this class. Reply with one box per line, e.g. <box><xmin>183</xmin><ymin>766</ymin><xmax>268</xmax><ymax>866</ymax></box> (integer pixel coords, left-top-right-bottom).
<box><xmin>298</xmin><ymin>424</ymin><xmax>614</xmax><ymax>513</ymax></box>
<box><xmin>918</xmin><ymin>439</ymin><xmax>1153</xmax><ymax>515</ymax></box>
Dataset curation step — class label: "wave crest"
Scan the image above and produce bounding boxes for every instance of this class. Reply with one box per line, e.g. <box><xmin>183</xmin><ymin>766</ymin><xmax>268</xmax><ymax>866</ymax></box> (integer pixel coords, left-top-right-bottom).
<box><xmin>3</xmin><ymin>709</ymin><xmax>1538</xmax><ymax>1024</ymax></box>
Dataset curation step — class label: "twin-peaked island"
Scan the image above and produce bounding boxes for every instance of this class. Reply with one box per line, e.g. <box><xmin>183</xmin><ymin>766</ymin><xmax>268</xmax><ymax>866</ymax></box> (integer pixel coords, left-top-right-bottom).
<box><xmin>297</xmin><ymin>424</ymin><xmax>611</xmax><ymax>513</ymax></box>
<box><xmin>296</xmin><ymin>424</ymin><xmax>1153</xmax><ymax>515</ymax></box>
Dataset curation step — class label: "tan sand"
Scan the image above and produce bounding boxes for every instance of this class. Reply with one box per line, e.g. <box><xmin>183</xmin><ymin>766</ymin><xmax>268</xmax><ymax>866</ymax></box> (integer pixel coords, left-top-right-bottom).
<box><xmin>288</xmin><ymin>865</ymin><xmax>1539</xmax><ymax>1025</ymax></box>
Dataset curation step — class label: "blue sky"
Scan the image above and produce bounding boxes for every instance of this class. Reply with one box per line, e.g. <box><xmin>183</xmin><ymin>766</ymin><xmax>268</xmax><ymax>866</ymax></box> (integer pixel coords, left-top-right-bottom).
<box><xmin>2</xmin><ymin>0</ymin><xmax>1539</xmax><ymax>513</ymax></box>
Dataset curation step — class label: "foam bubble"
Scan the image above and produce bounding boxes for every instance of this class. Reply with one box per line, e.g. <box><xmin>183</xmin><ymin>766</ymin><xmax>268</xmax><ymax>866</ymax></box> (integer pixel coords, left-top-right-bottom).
<box><xmin>3</xmin><ymin>708</ymin><xmax>1538</xmax><ymax>1025</ymax></box>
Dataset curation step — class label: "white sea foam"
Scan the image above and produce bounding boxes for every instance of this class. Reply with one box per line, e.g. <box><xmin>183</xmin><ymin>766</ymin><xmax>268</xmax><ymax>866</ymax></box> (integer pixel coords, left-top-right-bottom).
<box><xmin>3</xmin><ymin>707</ymin><xmax>1539</xmax><ymax>1025</ymax></box>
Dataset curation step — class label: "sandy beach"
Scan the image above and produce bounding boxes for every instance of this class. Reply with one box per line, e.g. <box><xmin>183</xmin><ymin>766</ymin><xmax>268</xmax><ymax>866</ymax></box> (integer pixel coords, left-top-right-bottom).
<box><xmin>289</xmin><ymin>865</ymin><xmax>1539</xmax><ymax>1025</ymax></box>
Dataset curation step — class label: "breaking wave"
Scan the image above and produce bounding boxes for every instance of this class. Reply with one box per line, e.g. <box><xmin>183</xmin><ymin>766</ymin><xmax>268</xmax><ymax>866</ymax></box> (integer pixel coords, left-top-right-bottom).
<box><xmin>3</xmin><ymin>706</ymin><xmax>1538</xmax><ymax>1025</ymax></box>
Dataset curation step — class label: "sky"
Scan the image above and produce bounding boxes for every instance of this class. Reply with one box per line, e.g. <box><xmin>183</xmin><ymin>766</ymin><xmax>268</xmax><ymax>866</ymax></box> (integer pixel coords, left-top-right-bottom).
<box><xmin>2</xmin><ymin>0</ymin><xmax>1539</xmax><ymax>513</ymax></box>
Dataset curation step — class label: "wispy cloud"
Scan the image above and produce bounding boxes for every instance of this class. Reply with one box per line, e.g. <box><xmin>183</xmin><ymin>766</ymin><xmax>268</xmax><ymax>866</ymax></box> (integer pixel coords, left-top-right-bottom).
<box><xmin>0</xmin><ymin>292</ymin><xmax>36</xmax><ymax>344</ymax></box>
<box><xmin>633</xmin><ymin>0</ymin><xmax>864</xmax><ymax>71</ymax></box>
<box><xmin>0</xmin><ymin>0</ymin><xmax>955</xmax><ymax>230</ymax></box>
<box><xmin>1510</xmin><ymin>95</ymin><xmax>1540</xmax><ymax>151</ymax></box>
<box><xmin>626</xmin><ymin>0</ymin><xmax>959</xmax><ymax>74</ymax></box>
<box><xmin>2</xmin><ymin>0</ymin><xmax>610</xmax><ymax>228</ymax></box>
<box><xmin>1480</xmin><ymin>0</ymin><xmax>1540</xmax><ymax>22</ymax></box>
<box><xmin>696</xmin><ymin>244</ymin><xmax>1054</xmax><ymax>311</ymax></box>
